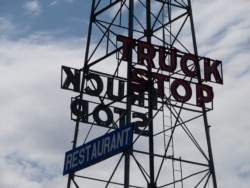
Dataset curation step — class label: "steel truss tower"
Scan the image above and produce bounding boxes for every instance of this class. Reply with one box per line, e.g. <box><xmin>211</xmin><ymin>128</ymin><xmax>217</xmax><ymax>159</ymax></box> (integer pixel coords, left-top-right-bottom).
<box><xmin>62</xmin><ymin>0</ymin><xmax>221</xmax><ymax>187</ymax></box>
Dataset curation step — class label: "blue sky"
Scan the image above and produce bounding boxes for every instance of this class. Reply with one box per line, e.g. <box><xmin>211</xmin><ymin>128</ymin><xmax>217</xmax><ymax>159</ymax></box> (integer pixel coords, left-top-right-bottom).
<box><xmin>0</xmin><ymin>0</ymin><xmax>89</xmax><ymax>40</ymax></box>
<box><xmin>0</xmin><ymin>0</ymin><xmax>250</xmax><ymax>188</ymax></box>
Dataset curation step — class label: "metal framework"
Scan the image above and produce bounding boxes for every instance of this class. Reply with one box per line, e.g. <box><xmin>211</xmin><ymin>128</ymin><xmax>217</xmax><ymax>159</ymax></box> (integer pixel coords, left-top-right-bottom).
<box><xmin>63</xmin><ymin>0</ymin><xmax>219</xmax><ymax>187</ymax></box>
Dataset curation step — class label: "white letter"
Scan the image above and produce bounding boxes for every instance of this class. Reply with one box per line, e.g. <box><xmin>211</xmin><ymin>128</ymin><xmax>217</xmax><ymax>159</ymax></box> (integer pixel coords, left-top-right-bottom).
<box><xmin>91</xmin><ymin>143</ymin><xmax>97</xmax><ymax>160</ymax></box>
<box><xmin>110</xmin><ymin>134</ymin><xmax>117</xmax><ymax>151</ymax></box>
<box><xmin>78</xmin><ymin>148</ymin><xmax>85</xmax><ymax>164</ymax></box>
<box><xmin>103</xmin><ymin>137</ymin><xmax>111</xmax><ymax>154</ymax></box>
<box><xmin>116</xmin><ymin>131</ymin><xmax>123</xmax><ymax>148</ymax></box>
<box><xmin>85</xmin><ymin>145</ymin><xmax>92</xmax><ymax>162</ymax></box>
<box><xmin>65</xmin><ymin>153</ymin><xmax>72</xmax><ymax>171</ymax></box>
<box><xmin>123</xmin><ymin>127</ymin><xmax>131</xmax><ymax>145</ymax></box>
<box><xmin>72</xmin><ymin>150</ymin><xmax>79</xmax><ymax>168</ymax></box>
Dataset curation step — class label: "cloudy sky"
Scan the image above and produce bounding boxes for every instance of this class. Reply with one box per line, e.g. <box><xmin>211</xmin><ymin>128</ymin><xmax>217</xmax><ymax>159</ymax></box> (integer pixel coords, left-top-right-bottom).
<box><xmin>0</xmin><ymin>0</ymin><xmax>249</xmax><ymax>188</ymax></box>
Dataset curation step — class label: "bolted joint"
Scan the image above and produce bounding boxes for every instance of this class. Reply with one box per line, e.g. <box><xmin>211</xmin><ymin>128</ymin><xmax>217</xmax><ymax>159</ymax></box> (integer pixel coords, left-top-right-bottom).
<box><xmin>144</xmin><ymin>29</ymin><xmax>153</xmax><ymax>37</ymax></box>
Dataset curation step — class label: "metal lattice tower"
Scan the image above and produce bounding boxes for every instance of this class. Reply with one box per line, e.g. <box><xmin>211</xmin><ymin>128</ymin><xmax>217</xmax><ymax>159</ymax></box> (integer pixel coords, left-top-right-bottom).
<box><xmin>62</xmin><ymin>0</ymin><xmax>222</xmax><ymax>187</ymax></box>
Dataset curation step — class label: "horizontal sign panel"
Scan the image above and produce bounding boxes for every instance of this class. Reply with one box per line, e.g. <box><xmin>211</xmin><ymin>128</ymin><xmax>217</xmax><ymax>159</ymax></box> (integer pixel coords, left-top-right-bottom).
<box><xmin>63</xmin><ymin>124</ymin><xmax>133</xmax><ymax>175</ymax></box>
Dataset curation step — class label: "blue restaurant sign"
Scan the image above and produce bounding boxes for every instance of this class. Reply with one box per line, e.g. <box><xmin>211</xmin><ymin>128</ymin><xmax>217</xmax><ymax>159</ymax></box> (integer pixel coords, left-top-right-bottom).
<box><xmin>63</xmin><ymin>124</ymin><xmax>134</xmax><ymax>175</ymax></box>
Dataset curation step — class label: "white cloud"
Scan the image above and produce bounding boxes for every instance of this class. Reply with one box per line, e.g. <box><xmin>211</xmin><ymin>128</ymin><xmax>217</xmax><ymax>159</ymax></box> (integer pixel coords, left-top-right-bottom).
<box><xmin>23</xmin><ymin>0</ymin><xmax>41</xmax><ymax>16</ymax></box>
<box><xmin>0</xmin><ymin>34</ymin><xmax>86</xmax><ymax>188</ymax></box>
<box><xmin>0</xmin><ymin>17</ymin><xmax>17</xmax><ymax>38</ymax></box>
<box><xmin>191</xmin><ymin>1</ymin><xmax>250</xmax><ymax>186</ymax></box>
<box><xmin>49</xmin><ymin>1</ymin><xmax>59</xmax><ymax>6</ymax></box>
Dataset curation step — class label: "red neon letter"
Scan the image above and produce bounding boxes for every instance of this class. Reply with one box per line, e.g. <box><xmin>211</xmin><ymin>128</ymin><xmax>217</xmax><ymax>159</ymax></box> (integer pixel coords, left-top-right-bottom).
<box><xmin>117</xmin><ymin>35</ymin><xmax>135</xmax><ymax>61</ymax></box>
<box><xmin>137</xmin><ymin>41</ymin><xmax>156</xmax><ymax>68</ymax></box>
<box><xmin>196</xmin><ymin>83</ymin><xmax>214</xmax><ymax>106</ymax></box>
<box><xmin>152</xmin><ymin>73</ymin><xmax>170</xmax><ymax>99</ymax></box>
<box><xmin>61</xmin><ymin>66</ymin><xmax>81</xmax><ymax>92</ymax></box>
<box><xmin>71</xmin><ymin>99</ymin><xmax>89</xmax><ymax>122</ymax></box>
<box><xmin>180</xmin><ymin>53</ymin><xmax>200</xmax><ymax>78</ymax></box>
<box><xmin>204</xmin><ymin>58</ymin><xmax>223</xmax><ymax>84</ymax></box>
<box><xmin>159</xmin><ymin>47</ymin><xmax>177</xmax><ymax>72</ymax></box>
<box><xmin>131</xmin><ymin>68</ymin><xmax>148</xmax><ymax>92</ymax></box>
<box><xmin>171</xmin><ymin>79</ymin><xmax>192</xmax><ymax>103</ymax></box>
